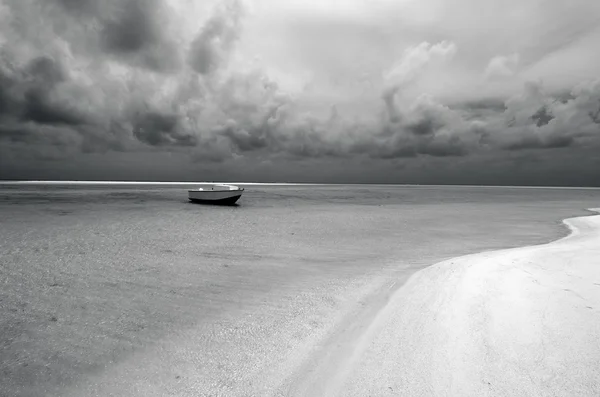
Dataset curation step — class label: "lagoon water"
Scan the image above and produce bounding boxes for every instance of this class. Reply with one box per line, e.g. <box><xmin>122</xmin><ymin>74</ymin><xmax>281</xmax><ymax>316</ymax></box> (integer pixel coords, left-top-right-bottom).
<box><xmin>1</xmin><ymin>183</ymin><xmax>600</xmax><ymax>396</ymax></box>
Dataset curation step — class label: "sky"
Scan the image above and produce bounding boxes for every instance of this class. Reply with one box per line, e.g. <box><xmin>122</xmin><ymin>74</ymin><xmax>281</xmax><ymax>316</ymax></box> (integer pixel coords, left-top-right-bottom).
<box><xmin>0</xmin><ymin>0</ymin><xmax>599</xmax><ymax>185</ymax></box>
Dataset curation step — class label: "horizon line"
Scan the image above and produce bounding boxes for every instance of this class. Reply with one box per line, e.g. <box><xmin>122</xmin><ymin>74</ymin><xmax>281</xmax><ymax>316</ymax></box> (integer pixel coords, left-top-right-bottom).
<box><xmin>1</xmin><ymin>180</ymin><xmax>599</xmax><ymax>190</ymax></box>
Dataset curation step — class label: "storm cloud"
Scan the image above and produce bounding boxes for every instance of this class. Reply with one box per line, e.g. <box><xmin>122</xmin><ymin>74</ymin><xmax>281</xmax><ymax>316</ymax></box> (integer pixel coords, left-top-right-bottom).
<box><xmin>0</xmin><ymin>0</ymin><xmax>599</xmax><ymax>184</ymax></box>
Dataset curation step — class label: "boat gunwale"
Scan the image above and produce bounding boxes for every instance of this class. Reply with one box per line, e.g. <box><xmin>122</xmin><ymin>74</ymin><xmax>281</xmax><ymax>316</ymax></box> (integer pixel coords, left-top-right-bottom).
<box><xmin>187</xmin><ymin>188</ymin><xmax>244</xmax><ymax>193</ymax></box>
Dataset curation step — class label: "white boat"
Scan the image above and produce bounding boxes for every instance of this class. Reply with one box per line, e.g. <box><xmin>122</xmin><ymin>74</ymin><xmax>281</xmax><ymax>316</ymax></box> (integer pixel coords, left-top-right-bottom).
<box><xmin>188</xmin><ymin>184</ymin><xmax>244</xmax><ymax>205</ymax></box>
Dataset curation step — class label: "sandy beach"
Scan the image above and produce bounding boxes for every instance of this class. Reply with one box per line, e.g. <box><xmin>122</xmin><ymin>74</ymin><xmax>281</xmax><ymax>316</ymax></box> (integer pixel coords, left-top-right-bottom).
<box><xmin>2</xmin><ymin>184</ymin><xmax>600</xmax><ymax>396</ymax></box>
<box><xmin>339</xmin><ymin>208</ymin><xmax>600</xmax><ymax>396</ymax></box>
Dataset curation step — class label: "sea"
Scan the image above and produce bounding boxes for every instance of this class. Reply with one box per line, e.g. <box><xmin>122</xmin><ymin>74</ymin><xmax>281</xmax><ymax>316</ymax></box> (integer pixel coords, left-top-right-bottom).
<box><xmin>1</xmin><ymin>182</ymin><xmax>599</xmax><ymax>396</ymax></box>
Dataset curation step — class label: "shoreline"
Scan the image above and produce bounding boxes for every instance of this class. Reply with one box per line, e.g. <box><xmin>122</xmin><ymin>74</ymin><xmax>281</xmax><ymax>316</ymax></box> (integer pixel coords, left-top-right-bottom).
<box><xmin>339</xmin><ymin>208</ymin><xmax>600</xmax><ymax>396</ymax></box>
<box><xmin>279</xmin><ymin>209</ymin><xmax>595</xmax><ymax>396</ymax></box>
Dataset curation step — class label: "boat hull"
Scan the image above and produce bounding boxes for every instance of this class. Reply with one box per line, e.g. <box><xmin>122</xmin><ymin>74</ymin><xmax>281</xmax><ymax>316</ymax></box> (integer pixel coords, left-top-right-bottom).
<box><xmin>188</xmin><ymin>194</ymin><xmax>242</xmax><ymax>205</ymax></box>
<box><xmin>188</xmin><ymin>186</ymin><xmax>244</xmax><ymax>205</ymax></box>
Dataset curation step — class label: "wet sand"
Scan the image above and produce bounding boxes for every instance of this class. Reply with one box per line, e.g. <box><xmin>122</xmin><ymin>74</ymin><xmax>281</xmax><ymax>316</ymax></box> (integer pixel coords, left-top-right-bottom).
<box><xmin>340</xmin><ymin>209</ymin><xmax>600</xmax><ymax>396</ymax></box>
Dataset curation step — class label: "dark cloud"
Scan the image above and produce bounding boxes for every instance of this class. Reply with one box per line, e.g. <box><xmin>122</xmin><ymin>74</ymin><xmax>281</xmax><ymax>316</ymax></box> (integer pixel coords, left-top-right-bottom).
<box><xmin>51</xmin><ymin>0</ymin><xmax>181</xmax><ymax>72</ymax></box>
<box><xmin>21</xmin><ymin>88</ymin><xmax>87</xmax><ymax>126</ymax></box>
<box><xmin>101</xmin><ymin>0</ymin><xmax>181</xmax><ymax>72</ymax></box>
<box><xmin>420</xmin><ymin>136</ymin><xmax>470</xmax><ymax>156</ymax></box>
<box><xmin>0</xmin><ymin>121</ymin><xmax>83</xmax><ymax>156</ymax></box>
<box><xmin>502</xmin><ymin>131</ymin><xmax>574</xmax><ymax>151</ymax></box>
<box><xmin>0</xmin><ymin>125</ymin><xmax>32</xmax><ymax>144</ymax></box>
<box><xmin>0</xmin><ymin>55</ymin><xmax>130</xmax><ymax>158</ymax></box>
<box><xmin>101</xmin><ymin>0</ymin><xmax>161</xmax><ymax>55</ymax></box>
<box><xmin>531</xmin><ymin>106</ymin><xmax>554</xmax><ymax>127</ymax></box>
<box><xmin>452</xmin><ymin>99</ymin><xmax>507</xmax><ymax>123</ymax></box>
<box><xmin>21</xmin><ymin>57</ymin><xmax>87</xmax><ymax>125</ymax></box>
<box><xmin>362</xmin><ymin>136</ymin><xmax>417</xmax><ymax>159</ymax></box>
<box><xmin>218</xmin><ymin>121</ymin><xmax>270</xmax><ymax>152</ymax></box>
<box><xmin>26</xmin><ymin>56</ymin><xmax>66</xmax><ymax>84</ymax></box>
<box><xmin>489</xmin><ymin>79</ymin><xmax>600</xmax><ymax>152</ymax></box>
<box><xmin>359</xmin><ymin>132</ymin><xmax>470</xmax><ymax>159</ymax></box>
<box><xmin>590</xmin><ymin>101</ymin><xmax>600</xmax><ymax>124</ymax></box>
<box><xmin>0</xmin><ymin>72</ymin><xmax>17</xmax><ymax>118</ymax></box>
<box><xmin>52</xmin><ymin>0</ymin><xmax>96</xmax><ymax>15</ymax></box>
<box><xmin>382</xmin><ymin>89</ymin><xmax>401</xmax><ymax>123</ymax></box>
<box><xmin>406</xmin><ymin>116</ymin><xmax>445</xmax><ymax>136</ymax></box>
<box><xmin>188</xmin><ymin>1</ymin><xmax>243</xmax><ymax>75</ymax></box>
<box><xmin>0</xmin><ymin>56</ymin><xmax>88</xmax><ymax>126</ymax></box>
<box><xmin>0</xmin><ymin>1</ymin><xmax>599</xmax><ymax>183</ymax></box>
<box><xmin>133</xmin><ymin>111</ymin><xmax>196</xmax><ymax>147</ymax></box>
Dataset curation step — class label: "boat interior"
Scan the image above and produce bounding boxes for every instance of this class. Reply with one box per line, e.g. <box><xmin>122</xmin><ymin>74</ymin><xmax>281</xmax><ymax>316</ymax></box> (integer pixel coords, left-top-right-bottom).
<box><xmin>194</xmin><ymin>184</ymin><xmax>242</xmax><ymax>191</ymax></box>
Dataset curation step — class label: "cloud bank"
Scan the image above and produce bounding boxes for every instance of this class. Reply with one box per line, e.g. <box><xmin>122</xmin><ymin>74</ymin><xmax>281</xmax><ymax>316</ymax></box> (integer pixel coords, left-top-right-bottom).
<box><xmin>0</xmin><ymin>0</ymin><xmax>599</xmax><ymax>184</ymax></box>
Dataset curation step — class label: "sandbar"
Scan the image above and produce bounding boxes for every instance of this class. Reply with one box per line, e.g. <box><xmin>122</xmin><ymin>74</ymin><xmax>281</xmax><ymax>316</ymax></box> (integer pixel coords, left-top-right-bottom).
<box><xmin>340</xmin><ymin>208</ymin><xmax>600</xmax><ymax>396</ymax></box>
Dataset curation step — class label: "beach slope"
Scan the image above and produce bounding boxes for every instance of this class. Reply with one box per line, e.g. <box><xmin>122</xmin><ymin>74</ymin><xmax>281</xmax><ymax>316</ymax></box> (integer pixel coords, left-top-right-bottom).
<box><xmin>342</xmin><ymin>209</ymin><xmax>600</xmax><ymax>396</ymax></box>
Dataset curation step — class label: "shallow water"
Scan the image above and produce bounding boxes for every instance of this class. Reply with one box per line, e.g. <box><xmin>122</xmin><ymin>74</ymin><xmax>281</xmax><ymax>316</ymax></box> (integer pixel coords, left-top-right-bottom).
<box><xmin>1</xmin><ymin>183</ymin><xmax>599</xmax><ymax>396</ymax></box>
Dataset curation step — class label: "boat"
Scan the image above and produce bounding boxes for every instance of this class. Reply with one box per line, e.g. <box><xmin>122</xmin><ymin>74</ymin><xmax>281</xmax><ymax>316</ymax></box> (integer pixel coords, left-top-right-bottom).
<box><xmin>188</xmin><ymin>184</ymin><xmax>244</xmax><ymax>205</ymax></box>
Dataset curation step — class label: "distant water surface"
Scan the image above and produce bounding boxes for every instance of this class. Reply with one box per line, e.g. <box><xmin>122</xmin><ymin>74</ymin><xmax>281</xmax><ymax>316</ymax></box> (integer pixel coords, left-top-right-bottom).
<box><xmin>1</xmin><ymin>183</ymin><xmax>599</xmax><ymax>396</ymax></box>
